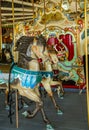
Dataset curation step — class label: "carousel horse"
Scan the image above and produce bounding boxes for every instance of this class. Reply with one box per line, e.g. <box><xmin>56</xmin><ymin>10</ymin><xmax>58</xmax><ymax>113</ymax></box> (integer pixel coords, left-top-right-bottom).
<box><xmin>39</xmin><ymin>45</ymin><xmax>64</xmax><ymax>97</ymax></box>
<box><xmin>37</xmin><ymin>46</ymin><xmax>63</xmax><ymax>115</ymax></box>
<box><xmin>8</xmin><ymin>35</ymin><xmax>55</xmax><ymax>130</ymax></box>
<box><xmin>0</xmin><ymin>48</ymin><xmax>13</xmax><ymax>108</ymax></box>
<box><xmin>0</xmin><ymin>48</ymin><xmax>13</xmax><ymax>63</ymax></box>
<box><xmin>14</xmin><ymin>35</ymin><xmax>63</xmax><ymax>114</ymax></box>
<box><xmin>47</xmin><ymin>51</ymin><xmax>64</xmax><ymax>98</ymax></box>
<box><xmin>4</xmin><ymin>48</ymin><xmax>13</xmax><ymax>63</ymax></box>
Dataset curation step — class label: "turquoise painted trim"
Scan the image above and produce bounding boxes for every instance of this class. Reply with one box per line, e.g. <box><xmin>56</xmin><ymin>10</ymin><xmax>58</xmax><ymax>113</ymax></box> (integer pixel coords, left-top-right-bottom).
<box><xmin>12</xmin><ymin>65</ymin><xmax>42</xmax><ymax>75</ymax></box>
<box><xmin>81</xmin><ymin>29</ymin><xmax>89</xmax><ymax>40</ymax></box>
<box><xmin>41</xmin><ymin>71</ymin><xmax>53</xmax><ymax>78</ymax></box>
<box><xmin>12</xmin><ymin>65</ymin><xmax>53</xmax><ymax>78</ymax></box>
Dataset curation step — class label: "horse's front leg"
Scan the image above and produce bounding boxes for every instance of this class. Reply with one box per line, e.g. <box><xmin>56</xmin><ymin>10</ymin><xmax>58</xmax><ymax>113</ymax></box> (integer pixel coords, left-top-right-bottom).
<box><xmin>21</xmin><ymin>88</ymin><xmax>54</xmax><ymax>129</ymax></box>
<box><xmin>50</xmin><ymin>80</ymin><xmax>64</xmax><ymax>99</ymax></box>
<box><xmin>50</xmin><ymin>95</ymin><xmax>63</xmax><ymax>115</ymax></box>
<box><xmin>26</xmin><ymin>101</ymin><xmax>54</xmax><ymax>130</ymax></box>
<box><xmin>41</xmin><ymin>78</ymin><xmax>63</xmax><ymax>115</ymax></box>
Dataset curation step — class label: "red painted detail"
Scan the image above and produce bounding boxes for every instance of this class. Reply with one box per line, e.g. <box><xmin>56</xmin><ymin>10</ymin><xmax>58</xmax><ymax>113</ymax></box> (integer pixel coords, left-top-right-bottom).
<box><xmin>37</xmin><ymin>58</ymin><xmax>42</xmax><ymax>63</ymax></box>
<box><xmin>59</xmin><ymin>34</ymin><xmax>74</xmax><ymax>61</ymax></box>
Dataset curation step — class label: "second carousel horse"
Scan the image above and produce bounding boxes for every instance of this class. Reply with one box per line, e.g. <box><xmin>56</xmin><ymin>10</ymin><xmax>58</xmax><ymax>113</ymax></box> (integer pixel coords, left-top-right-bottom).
<box><xmin>0</xmin><ymin>48</ymin><xmax>13</xmax><ymax>63</ymax></box>
<box><xmin>0</xmin><ymin>48</ymin><xmax>13</xmax><ymax>108</ymax></box>
<box><xmin>36</xmin><ymin>43</ymin><xmax>64</xmax><ymax>115</ymax></box>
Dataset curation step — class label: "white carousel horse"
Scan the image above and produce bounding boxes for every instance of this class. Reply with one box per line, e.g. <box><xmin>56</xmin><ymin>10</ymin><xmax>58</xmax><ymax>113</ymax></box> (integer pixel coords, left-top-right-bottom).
<box><xmin>8</xmin><ymin>35</ymin><xmax>55</xmax><ymax>130</ymax></box>
<box><xmin>47</xmin><ymin>51</ymin><xmax>64</xmax><ymax>98</ymax></box>
<box><xmin>36</xmin><ymin>45</ymin><xmax>64</xmax><ymax>115</ymax></box>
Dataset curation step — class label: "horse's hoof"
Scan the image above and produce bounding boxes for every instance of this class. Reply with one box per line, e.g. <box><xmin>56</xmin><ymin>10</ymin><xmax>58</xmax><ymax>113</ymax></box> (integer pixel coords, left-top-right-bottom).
<box><xmin>5</xmin><ymin>105</ymin><xmax>9</xmax><ymax>110</ymax></box>
<box><xmin>58</xmin><ymin>93</ymin><xmax>64</xmax><ymax>99</ymax></box>
<box><xmin>22</xmin><ymin>111</ymin><xmax>29</xmax><ymax>117</ymax></box>
<box><xmin>46</xmin><ymin>124</ymin><xmax>55</xmax><ymax>130</ymax></box>
<box><xmin>58</xmin><ymin>95</ymin><xmax>64</xmax><ymax>99</ymax></box>
<box><xmin>57</xmin><ymin>109</ymin><xmax>63</xmax><ymax>115</ymax></box>
<box><xmin>23</xmin><ymin>103</ymin><xmax>29</xmax><ymax>108</ymax></box>
<box><xmin>60</xmin><ymin>96</ymin><xmax>64</xmax><ymax>99</ymax></box>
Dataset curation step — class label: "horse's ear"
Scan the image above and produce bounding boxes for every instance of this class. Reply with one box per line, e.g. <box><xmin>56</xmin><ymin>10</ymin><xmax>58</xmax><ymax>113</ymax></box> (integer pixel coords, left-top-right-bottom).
<box><xmin>33</xmin><ymin>37</ymin><xmax>37</xmax><ymax>45</ymax></box>
<box><xmin>31</xmin><ymin>45</ymin><xmax>38</xmax><ymax>52</ymax></box>
<box><xmin>14</xmin><ymin>47</ymin><xmax>18</xmax><ymax>51</ymax></box>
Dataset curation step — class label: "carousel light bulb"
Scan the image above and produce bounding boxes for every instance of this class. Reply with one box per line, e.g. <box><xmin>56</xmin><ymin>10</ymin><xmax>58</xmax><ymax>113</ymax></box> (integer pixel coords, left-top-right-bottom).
<box><xmin>61</xmin><ymin>1</ymin><xmax>69</xmax><ymax>11</ymax></box>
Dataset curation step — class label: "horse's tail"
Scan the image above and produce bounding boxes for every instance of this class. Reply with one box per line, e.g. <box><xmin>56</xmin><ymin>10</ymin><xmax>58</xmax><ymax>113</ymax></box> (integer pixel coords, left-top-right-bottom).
<box><xmin>8</xmin><ymin>62</ymin><xmax>17</xmax><ymax>124</ymax></box>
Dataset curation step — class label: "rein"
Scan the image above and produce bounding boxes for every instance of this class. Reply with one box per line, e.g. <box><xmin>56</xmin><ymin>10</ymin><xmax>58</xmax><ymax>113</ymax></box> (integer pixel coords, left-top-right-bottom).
<box><xmin>20</xmin><ymin>52</ymin><xmax>43</xmax><ymax>63</ymax></box>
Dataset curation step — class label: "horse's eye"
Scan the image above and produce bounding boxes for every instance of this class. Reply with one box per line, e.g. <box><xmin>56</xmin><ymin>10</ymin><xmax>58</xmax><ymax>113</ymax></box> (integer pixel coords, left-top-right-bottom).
<box><xmin>19</xmin><ymin>42</ymin><xmax>22</xmax><ymax>45</ymax></box>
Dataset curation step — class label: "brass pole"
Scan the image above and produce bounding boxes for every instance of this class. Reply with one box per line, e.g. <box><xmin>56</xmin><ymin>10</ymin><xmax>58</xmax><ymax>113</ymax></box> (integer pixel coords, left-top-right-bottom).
<box><xmin>32</xmin><ymin>0</ymin><xmax>34</xmax><ymax>22</ymax></box>
<box><xmin>76</xmin><ymin>0</ymin><xmax>80</xmax><ymax>57</ymax></box>
<box><xmin>12</xmin><ymin>0</ymin><xmax>15</xmax><ymax>45</ymax></box>
<box><xmin>84</xmin><ymin>0</ymin><xmax>89</xmax><ymax>128</ymax></box>
<box><xmin>32</xmin><ymin>0</ymin><xmax>35</xmax><ymax>35</ymax></box>
<box><xmin>12</xmin><ymin>0</ymin><xmax>19</xmax><ymax>128</ymax></box>
<box><xmin>0</xmin><ymin>0</ymin><xmax>2</xmax><ymax>52</ymax></box>
<box><xmin>44</xmin><ymin>0</ymin><xmax>46</xmax><ymax>36</ymax></box>
<box><xmin>22</xmin><ymin>0</ymin><xmax>25</xmax><ymax>21</ymax></box>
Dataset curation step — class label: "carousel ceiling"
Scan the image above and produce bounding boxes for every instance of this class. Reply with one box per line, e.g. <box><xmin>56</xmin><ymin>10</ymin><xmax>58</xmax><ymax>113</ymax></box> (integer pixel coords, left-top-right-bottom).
<box><xmin>0</xmin><ymin>0</ymin><xmax>89</xmax><ymax>27</ymax></box>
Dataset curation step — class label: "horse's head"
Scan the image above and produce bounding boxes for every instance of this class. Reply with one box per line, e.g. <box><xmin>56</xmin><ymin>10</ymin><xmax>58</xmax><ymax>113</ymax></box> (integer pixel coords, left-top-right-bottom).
<box><xmin>4</xmin><ymin>49</ymin><xmax>13</xmax><ymax>63</ymax></box>
<box><xmin>14</xmin><ymin>35</ymin><xmax>47</xmax><ymax>69</ymax></box>
<box><xmin>30</xmin><ymin>35</ymin><xmax>47</xmax><ymax>60</ymax></box>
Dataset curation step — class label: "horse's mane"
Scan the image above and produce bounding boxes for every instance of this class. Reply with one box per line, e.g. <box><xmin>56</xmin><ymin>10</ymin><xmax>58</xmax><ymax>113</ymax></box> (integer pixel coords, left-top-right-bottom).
<box><xmin>15</xmin><ymin>35</ymin><xmax>46</xmax><ymax>52</ymax></box>
<box><xmin>15</xmin><ymin>35</ymin><xmax>47</xmax><ymax>69</ymax></box>
<box><xmin>15</xmin><ymin>36</ymin><xmax>34</xmax><ymax>53</ymax></box>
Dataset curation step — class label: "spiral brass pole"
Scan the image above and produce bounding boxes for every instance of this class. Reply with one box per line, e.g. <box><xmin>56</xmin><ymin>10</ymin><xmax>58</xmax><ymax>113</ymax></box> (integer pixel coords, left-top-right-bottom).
<box><xmin>84</xmin><ymin>0</ymin><xmax>89</xmax><ymax>128</ymax></box>
<box><xmin>12</xmin><ymin>0</ymin><xmax>19</xmax><ymax>128</ymax></box>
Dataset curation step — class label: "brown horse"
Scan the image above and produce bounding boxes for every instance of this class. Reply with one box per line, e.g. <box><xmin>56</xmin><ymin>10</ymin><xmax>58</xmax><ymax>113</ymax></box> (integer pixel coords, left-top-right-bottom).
<box><xmin>8</xmin><ymin>35</ymin><xmax>54</xmax><ymax>130</ymax></box>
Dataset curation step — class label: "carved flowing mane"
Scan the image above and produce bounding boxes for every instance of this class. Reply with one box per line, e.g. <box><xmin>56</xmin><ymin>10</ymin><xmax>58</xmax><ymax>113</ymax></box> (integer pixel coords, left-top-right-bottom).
<box><xmin>15</xmin><ymin>35</ymin><xmax>47</xmax><ymax>69</ymax></box>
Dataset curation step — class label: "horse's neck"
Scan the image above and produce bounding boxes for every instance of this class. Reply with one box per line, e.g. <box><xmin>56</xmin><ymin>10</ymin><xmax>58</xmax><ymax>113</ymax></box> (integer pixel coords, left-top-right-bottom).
<box><xmin>44</xmin><ymin>60</ymin><xmax>52</xmax><ymax>71</ymax></box>
<box><xmin>28</xmin><ymin>49</ymin><xmax>40</xmax><ymax>71</ymax></box>
<box><xmin>49</xmin><ymin>52</ymin><xmax>59</xmax><ymax>64</ymax></box>
<box><xmin>18</xmin><ymin>54</ymin><xmax>28</xmax><ymax>69</ymax></box>
<box><xmin>18</xmin><ymin>52</ymin><xmax>40</xmax><ymax>71</ymax></box>
<box><xmin>28</xmin><ymin>60</ymin><xmax>40</xmax><ymax>71</ymax></box>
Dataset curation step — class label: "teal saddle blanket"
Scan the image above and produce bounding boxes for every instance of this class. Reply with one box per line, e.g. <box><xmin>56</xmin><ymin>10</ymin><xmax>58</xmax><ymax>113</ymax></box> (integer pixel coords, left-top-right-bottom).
<box><xmin>0</xmin><ymin>66</ymin><xmax>53</xmax><ymax>89</ymax></box>
<box><xmin>11</xmin><ymin>66</ymin><xmax>53</xmax><ymax>89</ymax></box>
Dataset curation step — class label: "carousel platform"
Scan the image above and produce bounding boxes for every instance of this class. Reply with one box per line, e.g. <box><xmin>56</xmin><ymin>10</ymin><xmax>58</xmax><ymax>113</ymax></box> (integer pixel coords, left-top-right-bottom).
<box><xmin>0</xmin><ymin>89</ymin><xmax>88</xmax><ymax>130</ymax></box>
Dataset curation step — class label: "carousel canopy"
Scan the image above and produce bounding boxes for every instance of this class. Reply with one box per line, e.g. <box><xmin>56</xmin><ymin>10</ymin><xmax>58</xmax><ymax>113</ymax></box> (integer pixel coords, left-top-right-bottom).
<box><xmin>0</xmin><ymin>0</ymin><xmax>89</xmax><ymax>27</ymax></box>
